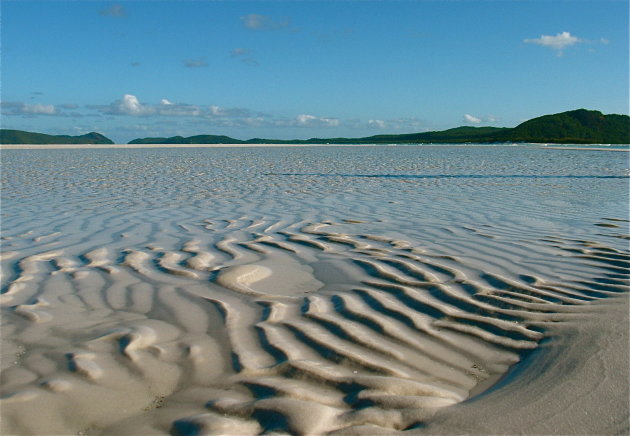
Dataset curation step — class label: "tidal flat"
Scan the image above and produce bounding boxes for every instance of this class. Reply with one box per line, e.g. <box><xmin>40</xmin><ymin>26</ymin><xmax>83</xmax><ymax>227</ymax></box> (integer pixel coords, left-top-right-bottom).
<box><xmin>1</xmin><ymin>145</ymin><xmax>628</xmax><ymax>435</ymax></box>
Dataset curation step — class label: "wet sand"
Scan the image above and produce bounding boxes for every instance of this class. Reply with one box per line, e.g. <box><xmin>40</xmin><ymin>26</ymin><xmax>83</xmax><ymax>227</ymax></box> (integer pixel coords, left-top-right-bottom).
<box><xmin>1</xmin><ymin>145</ymin><xmax>628</xmax><ymax>435</ymax></box>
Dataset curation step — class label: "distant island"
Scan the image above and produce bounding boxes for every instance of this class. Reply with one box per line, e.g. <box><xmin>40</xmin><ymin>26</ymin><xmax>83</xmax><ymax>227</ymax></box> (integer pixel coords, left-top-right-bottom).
<box><xmin>0</xmin><ymin>130</ymin><xmax>113</xmax><ymax>145</ymax></box>
<box><xmin>2</xmin><ymin>109</ymin><xmax>628</xmax><ymax>145</ymax></box>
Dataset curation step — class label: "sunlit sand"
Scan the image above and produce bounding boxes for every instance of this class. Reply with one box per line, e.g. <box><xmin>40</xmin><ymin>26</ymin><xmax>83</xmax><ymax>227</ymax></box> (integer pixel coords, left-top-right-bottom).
<box><xmin>1</xmin><ymin>145</ymin><xmax>628</xmax><ymax>435</ymax></box>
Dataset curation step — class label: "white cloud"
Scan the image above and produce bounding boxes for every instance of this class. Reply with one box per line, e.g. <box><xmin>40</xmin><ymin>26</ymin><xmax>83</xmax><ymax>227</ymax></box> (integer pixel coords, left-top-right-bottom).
<box><xmin>101</xmin><ymin>94</ymin><xmax>188</xmax><ymax>116</ymax></box>
<box><xmin>295</xmin><ymin>114</ymin><xmax>339</xmax><ymax>127</ymax></box>
<box><xmin>95</xmin><ymin>95</ymin><xmax>256</xmax><ymax>120</ymax></box>
<box><xmin>296</xmin><ymin>114</ymin><xmax>317</xmax><ymax>125</ymax></box>
<box><xmin>464</xmin><ymin>114</ymin><xmax>482</xmax><ymax>124</ymax></box>
<box><xmin>524</xmin><ymin>31</ymin><xmax>582</xmax><ymax>55</ymax></box>
<box><xmin>117</xmin><ymin>94</ymin><xmax>152</xmax><ymax>115</ymax></box>
<box><xmin>240</xmin><ymin>14</ymin><xmax>290</xmax><ymax>31</ymax></box>
<box><xmin>368</xmin><ymin>119</ymin><xmax>386</xmax><ymax>129</ymax></box>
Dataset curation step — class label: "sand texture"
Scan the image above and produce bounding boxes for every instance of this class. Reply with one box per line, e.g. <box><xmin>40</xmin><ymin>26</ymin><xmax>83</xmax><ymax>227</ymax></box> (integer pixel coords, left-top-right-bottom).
<box><xmin>1</xmin><ymin>145</ymin><xmax>628</xmax><ymax>435</ymax></box>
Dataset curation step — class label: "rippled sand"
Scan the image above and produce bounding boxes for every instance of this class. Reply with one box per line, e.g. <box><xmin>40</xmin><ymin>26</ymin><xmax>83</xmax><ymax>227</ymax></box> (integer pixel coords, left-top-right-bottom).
<box><xmin>1</xmin><ymin>145</ymin><xmax>628</xmax><ymax>435</ymax></box>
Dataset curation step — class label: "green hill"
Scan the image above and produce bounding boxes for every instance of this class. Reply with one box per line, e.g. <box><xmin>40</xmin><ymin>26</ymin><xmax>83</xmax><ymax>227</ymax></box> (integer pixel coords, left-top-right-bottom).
<box><xmin>347</xmin><ymin>126</ymin><xmax>511</xmax><ymax>144</ymax></box>
<box><xmin>0</xmin><ymin>129</ymin><xmax>114</xmax><ymax>145</ymax></box>
<box><xmin>126</xmin><ymin>126</ymin><xmax>512</xmax><ymax>145</ymax></box>
<box><xmin>128</xmin><ymin>109</ymin><xmax>628</xmax><ymax>145</ymax></box>
<box><xmin>498</xmin><ymin>109</ymin><xmax>630</xmax><ymax>144</ymax></box>
<box><xmin>128</xmin><ymin>134</ymin><xmax>244</xmax><ymax>144</ymax></box>
<box><xmin>335</xmin><ymin>110</ymin><xmax>628</xmax><ymax>144</ymax></box>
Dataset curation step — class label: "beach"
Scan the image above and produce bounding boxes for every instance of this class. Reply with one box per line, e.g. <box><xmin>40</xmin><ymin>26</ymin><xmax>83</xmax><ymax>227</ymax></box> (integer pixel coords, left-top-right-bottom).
<box><xmin>1</xmin><ymin>144</ymin><xmax>628</xmax><ymax>435</ymax></box>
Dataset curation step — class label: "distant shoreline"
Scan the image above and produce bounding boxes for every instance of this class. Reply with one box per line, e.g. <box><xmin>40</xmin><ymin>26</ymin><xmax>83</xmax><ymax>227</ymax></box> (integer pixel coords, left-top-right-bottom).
<box><xmin>1</xmin><ymin>143</ymin><xmax>628</xmax><ymax>151</ymax></box>
<box><xmin>0</xmin><ymin>143</ymin><xmax>379</xmax><ymax>149</ymax></box>
<box><xmin>2</xmin><ymin>109</ymin><xmax>629</xmax><ymax>147</ymax></box>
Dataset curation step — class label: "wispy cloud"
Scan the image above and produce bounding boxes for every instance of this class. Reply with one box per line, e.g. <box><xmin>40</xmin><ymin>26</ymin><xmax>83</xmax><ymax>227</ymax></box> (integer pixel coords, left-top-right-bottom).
<box><xmin>97</xmin><ymin>94</ymin><xmax>202</xmax><ymax>117</ymax></box>
<box><xmin>231</xmin><ymin>48</ymin><xmax>259</xmax><ymax>66</ymax></box>
<box><xmin>359</xmin><ymin>117</ymin><xmax>428</xmax><ymax>132</ymax></box>
<box><xmin>295</xmin><ymin>114</ymin><xmax>340</xmax><ymax>127</ymax></box>
<box><xmin>368</xmin><ymin>119</ymin><xmax>386</xmax><ymax>129</ymax></box>
<box><xmin>1</xmin><ymin>101</ymin><xmax>58</xmax><ymax>116</ymax></box>
<box><xmin>464</xmin><ymin>114</ymin><xmax>482</xmax><ymax>124</ymax></box>
<box><xmin>183</xmin><ymin>58</ymin><xmax>208</xmax><ymax>68</ymax></box>
<box><xmin>463</xmin><ymin>113</ymin><xmax>500</xmax><ymax>124</ymax></box>
<box><xmin>231</xmin><ymin>48</ymin><xmax>252</xmax><ymax>57</ymax></box>
<box><xmin>99</xmin><ymin>4</ymin><xmax>125</xmax><ymax>17</ymax></box>
<box><xmin>240</xmin><ymin>13</ymin><xmax>292</xmax><ymax>31</ymax></box>
<box><xmin>209</xmin><ymin>105</ymin><xmax>253</xmax><ymax>118</ymax></box>
<box><xmin>524</xmin><ymin>31</ymin><xmax>581</xmax><ymax>56</ymax></box>
<box><xmin>92</xmin><ymin>95</ymin><xmax>265</xmax><ymax>123</ymax></box>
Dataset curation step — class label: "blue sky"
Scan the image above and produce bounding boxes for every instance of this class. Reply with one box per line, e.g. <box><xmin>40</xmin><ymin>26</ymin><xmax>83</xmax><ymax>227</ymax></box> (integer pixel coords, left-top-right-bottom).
<box><xmin>1</xmin><ymin>0</ymin><xmax>628</xmax><ymax>143</ymax></box>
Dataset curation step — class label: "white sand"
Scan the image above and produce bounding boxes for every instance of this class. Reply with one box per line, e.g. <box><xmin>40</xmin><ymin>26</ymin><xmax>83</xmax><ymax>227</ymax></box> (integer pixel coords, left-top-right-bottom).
<box><xmin>1</xmin><ymin>145</ymin><xmax>628</xmax><ymax>435</ymax></box>
<box><xmin>423</xmin><ymin>294</ymin><xmax>629</xmax><ymax>435</ymax></box>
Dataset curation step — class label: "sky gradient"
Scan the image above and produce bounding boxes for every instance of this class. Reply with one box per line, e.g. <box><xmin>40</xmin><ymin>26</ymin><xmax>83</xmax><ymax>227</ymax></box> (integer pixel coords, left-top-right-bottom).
<box><xmin>1</xmin><ymin>0</ymin><xmax>628</xmax><ymax>143</ymax></box>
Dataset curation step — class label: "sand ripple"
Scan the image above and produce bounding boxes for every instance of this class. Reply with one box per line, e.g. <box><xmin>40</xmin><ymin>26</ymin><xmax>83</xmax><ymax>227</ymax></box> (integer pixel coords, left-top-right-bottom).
<box><xmin>1</xmin><ymin>214</ymin><xmax>627</xmax><ymax>435</ymax></box>
<box><xmin>1</xmin><ymin>146</ymin><xmax>628</xmax><ymax>434</ymax></box>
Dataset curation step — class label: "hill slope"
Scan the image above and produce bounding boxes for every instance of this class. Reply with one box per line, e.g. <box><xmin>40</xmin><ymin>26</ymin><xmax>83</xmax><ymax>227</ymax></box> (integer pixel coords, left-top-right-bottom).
<box><xmin>128</xmin><ymin>134</ymin><xmax>244</xmax><ymax>144</ymax></box>
<box><xmin>499</xmin><ymin>109</ymin><xmax>630</xmax><ymax>144</ymax></box>
<box><xmin>0</xmin><ymin>130</ymin><xmax>114</xmax><ymax>145</ymax></box>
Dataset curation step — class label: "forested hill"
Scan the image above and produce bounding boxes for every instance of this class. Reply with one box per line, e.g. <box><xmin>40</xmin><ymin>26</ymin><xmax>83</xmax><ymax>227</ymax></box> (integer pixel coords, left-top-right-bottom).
<box><xmin>128</xmin><ymin>135</ymin><xmax>243</xmax><ymax>145</ymax></box>
<box><xmin>128</xmin><ymin>109</ymin><xmax>629</xmax><ymax>145</ymax></box>
<box><xmin>497</xmin><ymin>109</ymin><xmax>629</xmax><ymax>144</ymax></box>
<box><xmin>0</xmin><ymin>130</ymin><xmax>113</xmax><ymax>145</ymax></box>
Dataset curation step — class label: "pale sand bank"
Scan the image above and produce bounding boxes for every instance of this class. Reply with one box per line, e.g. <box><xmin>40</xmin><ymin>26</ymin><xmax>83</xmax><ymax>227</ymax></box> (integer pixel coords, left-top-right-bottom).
<box><xmin>0</xmin><ymin>143</ymin><xmax>377</xmax><ymax>149</ymax></box>
<box><xmin>422</xmin><ymin>294</ymin><xmax>629</xmax><ymax>435</ymax></box>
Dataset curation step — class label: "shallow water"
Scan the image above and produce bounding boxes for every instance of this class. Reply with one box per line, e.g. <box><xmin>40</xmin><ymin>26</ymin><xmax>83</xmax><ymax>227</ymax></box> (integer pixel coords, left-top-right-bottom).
<box><xmin>1</xmin><ymin>145</ymin><xmax>628</xmax><ymax>435</ymax></box>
